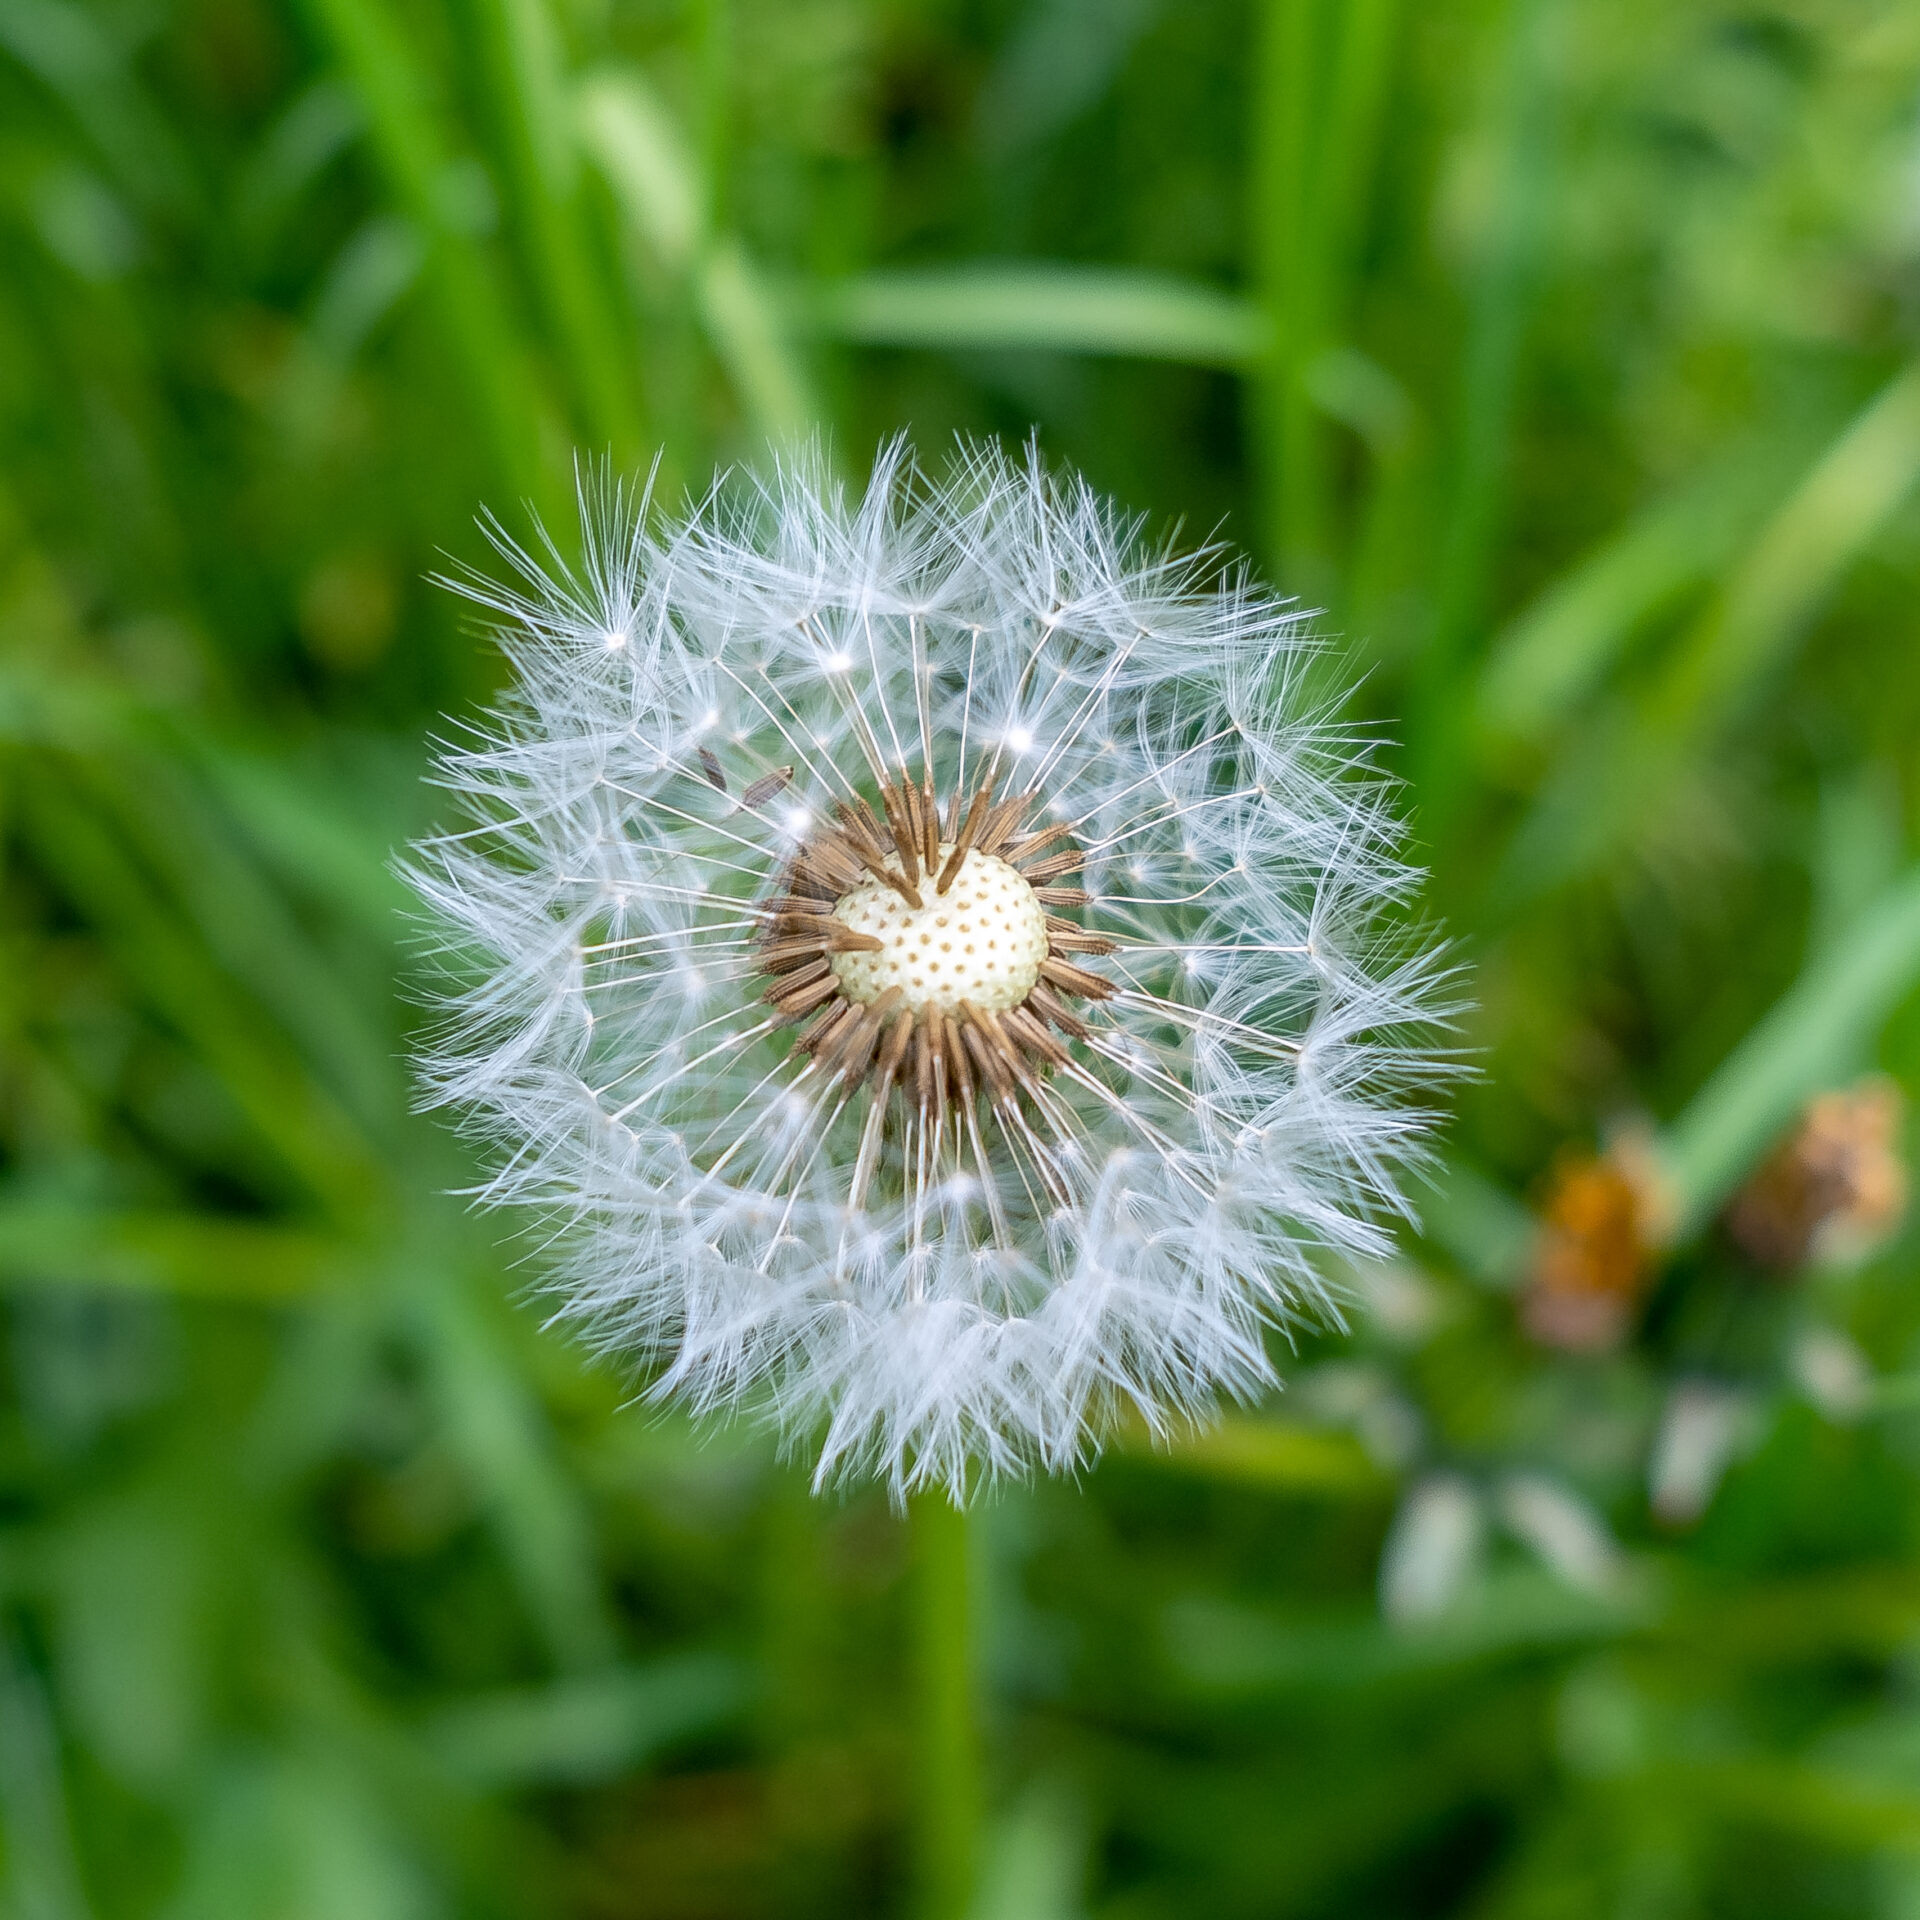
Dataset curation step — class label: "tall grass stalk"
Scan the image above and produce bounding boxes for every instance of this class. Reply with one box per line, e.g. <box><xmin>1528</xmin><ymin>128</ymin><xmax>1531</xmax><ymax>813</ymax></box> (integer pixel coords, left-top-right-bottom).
<box><xmin>301</xmin><ymin>0</ymin><xmax>553</xmax><ymax>504</ymax></box>
<box><xmin>1250</xmin><ymin>0</ymin><xmax>1399</xmax><ymax>596</ymax></box>
<box><xmin>465</xmin><ymin>0</ymin><xmax>645</xmax><ymax>456</ymax></box>
<box><xmin>1409</xmin><ymin>0</ymin><xmax>1558</xmax><ymax>822</ymax></box>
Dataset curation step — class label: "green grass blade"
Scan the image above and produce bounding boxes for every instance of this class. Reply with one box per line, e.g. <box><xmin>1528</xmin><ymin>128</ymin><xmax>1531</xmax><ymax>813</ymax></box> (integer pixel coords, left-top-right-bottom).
<box><xmin>1409</xmin><ymin>0</ymin><xmax>1562</xmax><ymax>815</ymax></box>
<box><xmin>577</xmin><ymin>68</ymin><xmax>816</xmax><ymax>442</ymax></box>
<box><xmin>1250</xmin><ymin>0</ymin><xmax>1324</xmax><ymax>571</ymax></box>
<box><xmin>235</xmin><ymin>80</ymin><xmax>362</xmax><ymax>249</ymax></box>
<box><xmin>411</xmin><ymin>1261</ymin><xmax>619</xmax><ymax>1673</ymax></box>
<box><xmin>697</xmin><ymin>239</ymin><xmax>818</xmax><ymax>442</ymax></box>
<box><xmin>1248</xmin><ymin>0</ymin><xmax>1401</xmax><ymax>583</ymax></box>
<box><xmin>190</xmin><ymin>744</ymin><xmax>414</xmax><ymax>944</ymax></box>
<box><xmin>0</xmin><ymin>1206</ymin><xmax>349</xmax><ymax>1300</ymax></box>
<box><xmin>307</xmin><ymin>215</ymin><xmax>425</xmax><ymax>360</ymax></box>
<box><xmin>18</xmin><ymin>763</ymin><xmax>388</xmax><ymax>1218</ymax></box>
<box><xmin>79</xmin><ymin>753</ymin><xmax>403</xmax><ymax>1136</ymax></box>
<box><xmin>1653</xmin><ymin>361</ymin><xmax>1920</xmax><ymax>732</ymax></box>
<box><xmin>576</xmin><ymin>69</ymin><xmax>699</xmax><ymax>270</ymax></box>
<box><xmin>804</xmin><ymin>264</ymin><xmax>1269</xmax><ymax>367</ymax></box>
<box><xmin>298</xmin><ymin>0</ymin><xmax>552</xmax><ymax>502</ymax></box>
<box><xmin>1495</xmin><ymin>362</ymin><xmax>1920</xmax><ymax>901</ymax></box>
<box><xmin>462</xmin><ymin>0</ymin><xmax>646</xmax><ymax>456</ymax></box>
<box><xmin>1122</xmin><ymin>1416</ymin><xmax>1386</xmax><ymax>1495</ymax></box>
<box><xmin>422</xmin><ymin>1653</ymin><xmax>750</xmax><ymax>1786</ymax></box>
<box><xmin>1476</xmin><ymin>436</ymin><xmax>1798</xmax><ymax>742</ymax></box>
<box><xmin>1165</xmin><ymin>1567</ymin><xmax>1650</xmax><ymax>1696</ymax></box>
<box><xmin>1418</xmin><ymin>1159</ymin><xmax>1535</xmax><ymax>1289</ymax></box>
<box><xmin>967</xmin><ymin>1780</ymin><xmax>1087</xmax><ymax>1920</ymax></box>
<box><xmin>1661</xmin><ymin>861</ymin><xmax>1920</xmax><ymax>1235</ymax></box>
<box><xmin>0</xmin><ymin>1629</ymin><xmax>94</xmax><ymax>1920</ymax></box>
<box><xmin>0</xmin><ymin>0</ymin><xmax>193</xmax><ymax>218</ymax></box>
<box><xmin>1423</xmin><ymin>0</ymin><xmax>1560</xmax><ymax>651</ymax></box>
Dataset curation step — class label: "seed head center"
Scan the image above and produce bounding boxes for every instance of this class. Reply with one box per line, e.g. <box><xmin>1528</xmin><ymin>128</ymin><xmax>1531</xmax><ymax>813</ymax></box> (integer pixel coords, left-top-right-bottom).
<box><xmin>830</xmin><ymin>847</ymin><xmax>1049</xmax><ymax>1016</ymax></box>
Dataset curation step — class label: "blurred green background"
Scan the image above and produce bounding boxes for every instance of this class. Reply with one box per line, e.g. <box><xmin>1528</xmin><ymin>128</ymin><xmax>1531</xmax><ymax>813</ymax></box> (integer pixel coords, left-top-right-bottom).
<box><xmin>9</xmin><ymin>0</ymin><xmax>1920</xmax><ymax>1914</ymax></box>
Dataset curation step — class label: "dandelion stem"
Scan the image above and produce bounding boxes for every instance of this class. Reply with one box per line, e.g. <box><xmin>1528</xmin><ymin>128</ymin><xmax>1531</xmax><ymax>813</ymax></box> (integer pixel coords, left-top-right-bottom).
<box><xmin>910</xmin><ymin>1490</ymin><xmax>980</xmax><ymax>1920</ymax></box>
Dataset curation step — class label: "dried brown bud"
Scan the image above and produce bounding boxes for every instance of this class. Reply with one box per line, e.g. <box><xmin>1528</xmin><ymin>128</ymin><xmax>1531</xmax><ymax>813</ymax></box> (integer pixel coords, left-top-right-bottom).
<box><xmin>1520</xmin><ymin>1137</ymin><xmax>1667</xmax><ymax>1354</ymax></box>
<box><xmin>1724</xmin><ymin>1077</ymin><xmax>1907</xmax><ymax>1273</ymax></box>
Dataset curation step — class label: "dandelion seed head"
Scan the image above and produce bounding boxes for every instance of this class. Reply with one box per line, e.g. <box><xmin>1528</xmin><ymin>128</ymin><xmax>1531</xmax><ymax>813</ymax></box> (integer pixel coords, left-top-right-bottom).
<box><xmin>408</xmin><ymin>439</ymin><xmax>1458</xmax><ymax>1503</ymax></box>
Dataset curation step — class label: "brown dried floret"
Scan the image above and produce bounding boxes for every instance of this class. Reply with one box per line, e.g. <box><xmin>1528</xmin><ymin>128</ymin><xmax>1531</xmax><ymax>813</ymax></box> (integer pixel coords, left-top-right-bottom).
<box><xmin>1520</xmin><ymin>1139</ymin><xmax>1668</xmax><ymax>1354</ymax></box>
<box><xmin>1725</xmin><ymin>1077</ymin><xmax>1907</xmax><ymax>1272</ymax></box>
<box><xmin>749</xmin><ymin>762</ymin><xmax>1113</xmax><ymax>1149</ymax></box>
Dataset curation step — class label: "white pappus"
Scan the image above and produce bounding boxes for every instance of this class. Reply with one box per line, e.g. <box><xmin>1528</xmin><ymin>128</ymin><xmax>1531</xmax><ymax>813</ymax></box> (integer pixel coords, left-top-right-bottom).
<box><xmin>407</xmin><ymin>440</ymin><xmax>1455</xmax><ymax>1501</ymax></box>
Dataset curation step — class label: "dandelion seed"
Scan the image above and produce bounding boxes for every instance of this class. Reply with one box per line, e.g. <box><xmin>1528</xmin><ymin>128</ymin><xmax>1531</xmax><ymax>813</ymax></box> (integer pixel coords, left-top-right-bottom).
<box><xmin>407</xmin><ymin>440</ymin><xmax>1456</xmax><ymax>1501</ymax></box>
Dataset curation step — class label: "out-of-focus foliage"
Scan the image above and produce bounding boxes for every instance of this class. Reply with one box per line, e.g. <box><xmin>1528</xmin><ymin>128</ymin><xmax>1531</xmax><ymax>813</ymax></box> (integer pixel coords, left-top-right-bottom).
<box><xmin>5</xmin><ymin>0</ymin><xmax>1920</xmax><ymax>1915</ymax></box>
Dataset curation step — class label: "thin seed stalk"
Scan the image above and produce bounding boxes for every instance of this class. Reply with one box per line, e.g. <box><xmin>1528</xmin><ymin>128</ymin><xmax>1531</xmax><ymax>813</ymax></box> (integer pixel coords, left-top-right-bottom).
<box><xmin>910</xmin><ymin>1491</ymin><xmax>980</xmax><ymax>1920</ymax></box>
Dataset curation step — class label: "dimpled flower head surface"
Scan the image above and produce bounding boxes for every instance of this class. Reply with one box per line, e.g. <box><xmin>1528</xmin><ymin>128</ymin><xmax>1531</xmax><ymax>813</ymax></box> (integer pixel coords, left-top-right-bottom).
<box><xmin>409</xmin><ymin>442</ymin><xmax>1453</xmax><ymax>1501</ymax></box>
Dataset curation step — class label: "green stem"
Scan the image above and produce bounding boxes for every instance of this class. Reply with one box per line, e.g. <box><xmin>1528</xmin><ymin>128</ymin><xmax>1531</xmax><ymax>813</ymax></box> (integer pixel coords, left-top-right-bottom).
<box><xmin>910</xmin><ymin>1491</ymin><xmax>979</xmax><ymax>1920</ymax></box>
